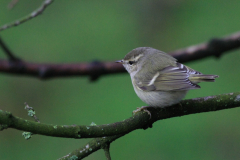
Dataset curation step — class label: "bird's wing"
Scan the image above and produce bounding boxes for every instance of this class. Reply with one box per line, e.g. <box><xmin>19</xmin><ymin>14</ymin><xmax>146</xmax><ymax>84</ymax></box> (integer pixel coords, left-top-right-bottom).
<box><xmin>133</xmin><ymin>63</ymin><xmax>202</xmax><ymax>91</ymax></box>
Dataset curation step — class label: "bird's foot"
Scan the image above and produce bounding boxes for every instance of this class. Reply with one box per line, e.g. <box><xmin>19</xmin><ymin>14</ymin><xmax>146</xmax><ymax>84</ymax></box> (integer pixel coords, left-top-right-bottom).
<box><xmin>178</xmin><ymin>102</ymin><xmax>182</xmax><ymax>107</ymax></box>
<box><xmin>132</xmin><ymin>106</ymin><xmax>152</xmax><ymax>119</ymax></box>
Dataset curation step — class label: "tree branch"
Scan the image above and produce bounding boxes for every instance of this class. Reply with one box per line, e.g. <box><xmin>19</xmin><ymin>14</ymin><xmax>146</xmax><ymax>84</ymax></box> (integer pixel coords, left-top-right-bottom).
<box><xmin>8</xmin><ymin>0</ymin><xmax>19</xmax><ymax>9</ymax></box>
<box><xmin>58</xmin><ymin>92</ymin><xmax>240</xmax><ymax>159</ymax></box>
<box><xmin>1</xmin><ymin>92</ymin><xmax>240</xmax><ymax>140</ymax></box>
<box><xmin>0</xmin><ymin>60</ymin><xmax>124</xmax><ymax>80</ymax></box>
<box><xmin>24</xmin><ymin>102</ymin><xmax>40</xmax><ymax>123</ymax></box>
<box><xmin>58</xmin><ymin>135</ymin><xmax>121</xmax><ymax>160</ymax></box>
<box><xmin>0</xmin><ymin>32</ymin><xmax>239</xmax><ymax>80</ymax></box>
<box><xmin>169</xmin><ymin>32</ymin><xmax>240</xmax><ymax>63</ymax></box>
<box><xmin>103</xmin><ymin>144</ymin><xmax>111</xmax><ymax>160</ymax></box>
<box><xmin>0</xmin><ymin>0</ymin><xmax>54</xmax><ymax>32</ymax></box>
<box><xmin>0</xmin><ymin>36</ymin><xmax>21</xmax><ymax>61</ymax></box>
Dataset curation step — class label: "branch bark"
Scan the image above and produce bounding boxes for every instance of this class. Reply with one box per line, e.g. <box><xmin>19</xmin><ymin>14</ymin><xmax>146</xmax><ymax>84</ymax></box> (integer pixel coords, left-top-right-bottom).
<box><xmin>57</xmin><ymin>135</ymin><xmax>121</xmax><ymax>160</ymax></box>
<box><xmin>169</xmin><ymin>31</ymin><xmax>240</xmax><ymax>63</ymax></box>
<box><xmin>0</xmin><ymin>36</ymin><xmax>20</xmax><ymax>61</ymax></box>
<box><xmin>0</xmin><ymin>0</ymin><xmax>54</xmax><ymax>32</ymax></box>
<box><xmin>0</xmin><ymin>60</ymin><xmax>124</xmax><ymax>81</ymax></box>
<box><xmin>0</xmin><ymin>32</ymin><xmax>239</xmax><ymax>81</ymax></box>
<box><xmin>103</xmin><ymin>144</ymin><xmax>111</xmax><ymax>160</ymax></box>
<box><xmin>1</xmin><ymin>92</ymin><xmax>240</xmax><ymax>140</ymax></box>
<box><xmin>58</xmin><ymin>92</ymin><xmax>240</xmax><ymax>159</ymax></box>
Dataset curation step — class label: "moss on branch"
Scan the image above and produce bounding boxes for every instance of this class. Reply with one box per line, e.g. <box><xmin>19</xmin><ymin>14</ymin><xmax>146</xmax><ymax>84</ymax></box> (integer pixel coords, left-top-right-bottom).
<box><xmin>0</xmin><ymin>92</ymin><xmax>239</xmax><ymax>139</ymax></box>
<box><xmin>58</xmin><ymin>92</ymin><xmax>240</xmax><ymax>159</ymax></box>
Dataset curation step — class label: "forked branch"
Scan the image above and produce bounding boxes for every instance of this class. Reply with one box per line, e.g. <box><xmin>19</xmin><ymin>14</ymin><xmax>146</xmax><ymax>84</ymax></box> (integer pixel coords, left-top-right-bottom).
<box><xmin>0</xmin><ymin>92</ymin><xmax>239</xmax><ymax>159</ymax></box>
<box><xmin>58</xmin><ymin>92</ymin><xmax>240</xmax><ymax>159</ymax></box>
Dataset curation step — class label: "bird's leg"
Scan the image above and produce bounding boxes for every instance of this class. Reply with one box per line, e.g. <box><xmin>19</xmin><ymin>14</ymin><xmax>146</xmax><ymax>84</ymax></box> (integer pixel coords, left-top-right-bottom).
<box><xmin>132</xmin><ymin>106</ymin><xmax>152</xmax><ymax>119</ymax></box>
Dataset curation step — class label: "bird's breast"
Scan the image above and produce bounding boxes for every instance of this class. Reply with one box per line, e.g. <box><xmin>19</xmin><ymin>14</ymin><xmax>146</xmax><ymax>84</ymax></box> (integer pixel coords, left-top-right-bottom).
<box><xmin>132</xmin><ymin>82</ymin><xmax>187</xmax><ymax>107</ymax></box>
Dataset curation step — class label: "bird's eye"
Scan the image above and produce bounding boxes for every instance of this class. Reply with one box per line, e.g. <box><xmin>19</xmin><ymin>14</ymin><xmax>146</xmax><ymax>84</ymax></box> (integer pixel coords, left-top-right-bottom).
<box><xmin>129</xmin><ymin>61</ymin><xmax>135</xmax><ymax>65</ymax></box>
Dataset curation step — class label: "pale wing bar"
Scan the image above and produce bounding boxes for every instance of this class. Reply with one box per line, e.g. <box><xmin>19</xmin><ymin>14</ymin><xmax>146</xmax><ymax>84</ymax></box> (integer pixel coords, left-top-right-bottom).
<box><xmin>135</xmin><ymin>63</ymin><xmax>201</xmax><ymax>91</ymax></box>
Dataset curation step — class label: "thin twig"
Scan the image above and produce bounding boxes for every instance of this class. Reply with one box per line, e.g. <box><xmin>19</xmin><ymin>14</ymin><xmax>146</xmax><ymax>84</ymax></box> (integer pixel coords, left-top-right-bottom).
<box><xmin>22</xmin><ymin>103</ymin><xmax>40</xmax><ymax>140</ymax></box>
<box><xmin>103</xmin><ymin>144</ymin><xmax>111</xmax><ymax>160</ymax></box>
<box><xmin>0</xmin><ymin>32</ymin><xmax>239</xmax><ymax>80</ymax></box>
<box><xmin>24</xmin><ymin>102</ymin><xmax>40</xmax><ymax>123</ymax></box>
<box><xmin>0</xmin><ymin>36</ymin><xmax>20</xmax><ymax>61</ymax></box>
<box><xmin>169</xmin><ymin>31</ymin><xmax>240</xmax><ymax>63</ymax></box>
<box><xmin>8</xmin><ymin>0</ymin><xmax>19</xmax><ymax>9</ymax></box>
<box><xmin>0</xmin><ymin>0</ymin><xmax>54</xmax><ymax>31</ymax></box>
<box><xmin>58</xmin><ymin>135</ymin><xmax>122</xmax><ymax>160</ymax></box>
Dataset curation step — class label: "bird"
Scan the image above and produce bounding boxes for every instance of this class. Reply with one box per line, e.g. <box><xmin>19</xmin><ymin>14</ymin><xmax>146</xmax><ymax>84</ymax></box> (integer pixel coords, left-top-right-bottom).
<box><xmin>116</xmin><ymin>47</ymin><xmax>219</xmax><ymax>117</ymax></box>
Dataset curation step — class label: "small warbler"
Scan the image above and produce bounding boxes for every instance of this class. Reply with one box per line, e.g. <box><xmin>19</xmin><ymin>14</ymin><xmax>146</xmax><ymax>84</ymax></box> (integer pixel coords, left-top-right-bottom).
<box><xmin>117</xmin><ymin>47</ymin><xmax>218</xmax><ymax>116</ymax></box>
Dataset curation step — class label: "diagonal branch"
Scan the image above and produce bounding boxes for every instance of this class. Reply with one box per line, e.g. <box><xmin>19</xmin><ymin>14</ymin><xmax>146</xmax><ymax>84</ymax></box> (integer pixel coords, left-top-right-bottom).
<box><xmin>58</xmin><ymin>92</ymin><xmax>240</xmax><ymax>159</ymax></box>
<box><xmin>24</xmin><ymin>102</ymin><xmax>40</xmax><ymax>123</ymax></box>
<box><xmin>57</xmin><ymin>135</ymin><xmax>122</xmax><ymax>160</ymax></box>
<box><xmin>0</xmin><ymin>0</ymin><xmax>54</xmax><ymax>32</ymax></box>
<box><xmin>170</xmin><ymin>31</ymin><xmax>240</xmax><ymax>63</ymax></box>
<box><xmin>0</xmin><ymin>32</ymin><xmax>240</xmax><ymax>80</ymax></box>
<box><xmin>0</xmin><ymin>36</ymin><xmax>21</xmax><ymax>61</ymax></box>
<box><xmin>8</xmin><ymin>0</ymin><xmax>19</xmax><ymax>9</ymax></box>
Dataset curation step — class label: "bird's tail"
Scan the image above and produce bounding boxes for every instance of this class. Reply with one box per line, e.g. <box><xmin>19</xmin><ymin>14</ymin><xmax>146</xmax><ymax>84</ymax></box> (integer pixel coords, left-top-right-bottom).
<box><xmin>189</xmin><ymin>74</ymin><xmax>219</xmax><ymax>84</ymax></box>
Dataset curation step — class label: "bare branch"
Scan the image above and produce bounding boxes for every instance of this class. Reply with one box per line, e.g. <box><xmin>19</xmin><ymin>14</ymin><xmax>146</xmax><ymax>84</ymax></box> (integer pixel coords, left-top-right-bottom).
<box><xmin>0</xmin><ymin>32</ymin><xmax>239</xmax><ymax>80</ymax></box>
<box><xmin>0</xmin><ymin>36</ymin><xmax>20</xmax><ymax>61</ymax></box>
<box><xmin>8</xmin><ymin>0</ymin><xmax>19</xmax><ymax>9</ymax></box>
<box><xmin>170</xmin><ymin>31</ymin><xmax>240</xmax><ymax>63</ymax></box>
<box><xmin>0</xmin><ymin>0</ymin><xmax>54</xmax><ymax>32</ymax></box>
<box><xmin>0</xmin><ymin>60</ymin><xmax>124</xmax><ymax>80</ymax></box>
<box><xmin>103</xmin><ymin>144</ymin><xmax>111</xmax><ymax>160</ymax></box>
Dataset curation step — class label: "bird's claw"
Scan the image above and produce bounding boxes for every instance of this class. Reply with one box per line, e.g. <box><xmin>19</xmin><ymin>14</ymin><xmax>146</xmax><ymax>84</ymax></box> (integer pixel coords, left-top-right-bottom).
<box><xmin>132</xmin><ymin>106</ymin><xmax>152</xmax><ymax>119</ymax></box>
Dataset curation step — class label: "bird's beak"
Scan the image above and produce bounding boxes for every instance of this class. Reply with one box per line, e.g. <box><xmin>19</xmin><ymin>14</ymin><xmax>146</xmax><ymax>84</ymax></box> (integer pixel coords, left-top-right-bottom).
<box><xmin>115</xmin><ymin>60</ymin><xmax>123</xmax><ymax>64</ymax></box>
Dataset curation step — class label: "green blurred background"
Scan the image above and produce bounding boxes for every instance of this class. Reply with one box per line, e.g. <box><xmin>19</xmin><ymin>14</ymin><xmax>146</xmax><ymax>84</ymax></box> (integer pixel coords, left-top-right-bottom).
<box><xmin>0</xmin><ymin>0</ymin><xmax>240</xmax><ymax>159</ymax></box>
